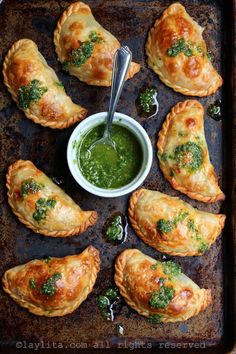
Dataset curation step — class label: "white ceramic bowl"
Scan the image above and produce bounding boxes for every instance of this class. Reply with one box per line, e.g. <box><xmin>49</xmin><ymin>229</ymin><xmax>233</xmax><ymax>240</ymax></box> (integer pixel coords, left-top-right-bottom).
<box><xmin>67</xmin><ymin>112</ymin><xmax>153</xmax><ymax>198</ymax></box>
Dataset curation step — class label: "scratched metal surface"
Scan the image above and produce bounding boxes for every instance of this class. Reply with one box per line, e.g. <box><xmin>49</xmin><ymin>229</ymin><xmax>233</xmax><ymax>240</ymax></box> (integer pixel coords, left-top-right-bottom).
<box><xmin>0</xmin><ymin>0</ymin><xmax>234</xmax><ymax>353</ymax></box>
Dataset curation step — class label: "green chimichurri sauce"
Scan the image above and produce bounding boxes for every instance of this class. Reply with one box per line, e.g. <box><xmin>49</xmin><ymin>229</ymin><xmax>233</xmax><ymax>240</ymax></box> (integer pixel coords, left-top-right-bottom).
<box><xmin>77</xmin><ymin>124</ymin><xmax>143</xmax><ymax>189</ymax></box>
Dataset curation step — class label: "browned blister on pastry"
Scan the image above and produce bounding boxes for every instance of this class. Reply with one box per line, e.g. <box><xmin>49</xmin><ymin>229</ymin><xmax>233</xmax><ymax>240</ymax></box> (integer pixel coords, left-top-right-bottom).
<box><xmin>54</xmin><ymin>1</ymin><xmax>140</xmax><ymax>86</ymax></box>
<box><xmin>2</xmin><ymin>246</ymin><xmax>100</xmax><ymax>317</ymax></box>
<box><xmin>146</xmin><ymin>3</ymin><xmax>222</xmax><ymax>96</ymax></box>
<box><xmin>129</xmin><ymin>189</ymin><xmax>225</xmax><ymax>256</ymax></box>
<box><xmin>6</xmin><ymin>160</ymin><xmax>97</xmax><ymax>237</ymax></box>
<box><xmin>157</xmin><ymin>100</ymin><xmax>225</xmax><ymax>202</ymax></box>
<box><xmin>3</xmin><ymin>39</ymin><xmax>87</xmax><ymax>128</ymax></box>
<box><xmin>115</xmin><ymin>249</ymin><xmax>212</xmax><ymax>323</ymax></box>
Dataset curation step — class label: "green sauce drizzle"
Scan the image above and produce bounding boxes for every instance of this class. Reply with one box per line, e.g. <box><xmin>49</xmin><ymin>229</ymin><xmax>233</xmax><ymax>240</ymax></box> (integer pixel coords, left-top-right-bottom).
<box><xmin>18</xmin><ymin>79</ymin><xmax>48</xmax><ymax>109</ymax></box>
<box><xmin>163</xmin><ymin>261</ymin><xmax>181</xmax><ymax>277</ymax></box>
<box><xmin>40</xmin><ymin>272</ymin><xmax>62</xmax><ymax>296</ymax></box>
<box><xmin>139</xmin><ymin>88</ymin><xmax>157</xmax><ymax>113</ymax></box>
<box><xmin>174</xmin><ymin>142</ymin><xmax>203</xmax><ymax>173</ymax></box>
<box><xmin>29</xmin><ymin>278</ymin><xmax>36</xmax><ymax>289</ymax></box>
<box><xmin>167</xmin><ymin>38</ymin><xmax>193</xmax><ymax>57</ymax></box>
<box><xmin>33</xmin><ymin>197</ymin><xmax>57</xmax><ymax>223</ymax></box>
<box><xmin>96</xmin><ymin>287</ymin><xmax>120</xmax><ymax>321</ymax></box>
<box><xmin>187</xmin><ymin>219</ymin><xmax>208</xmax><ymax>254</ymax></box>
<box><xmin>78</xmin><ymin>123</ymin><xmax>142</xmax><ymax>189</ymax></box>
<box><xmin>149</xmin><ymin>286</ymin><xmax>175</xmax><ymax>309</ymax></box>
<box><xmin>44</xmin><ymin>256</ymin><xmax>52</xmax><ymax>263</ymax></box>
<box><xmin>105</xmin><ymin>215</ymin><xmax>123</xmax><ymax>242</ymax></box>
<box><xmin>157</xmin><ymin>210</ymin><xmax>189</xmax><ymax>234</ymax></box>
<box><xmin>69</xmin><ymin>31</ymin><xmax>103</xmax><ymax>68</ymax></box>
<box><xmin>21</xmin><ymin>178</ymin><xmax>43</xmax><ymax>199</ymax></box>
<box><xmin>148</xmin><ymin>314</ymin><xmax>163</xmax><ymax>324</ymax></box>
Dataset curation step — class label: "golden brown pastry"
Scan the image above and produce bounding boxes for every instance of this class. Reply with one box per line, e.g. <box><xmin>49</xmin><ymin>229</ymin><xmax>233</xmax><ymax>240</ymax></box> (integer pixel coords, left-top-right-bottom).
<box><xmin>6</xmin><ymin>160</ymin><xmax>97</xmax><ymax>237</ymax></box>
<box><xmin>146</xmin><ymin>3</ymin><xmax>223</xmax><ymax>96</ymax></box>
<box><xmin>3</xmin><ymin>39</ymin><xmax>87</xmax><ymax>128</ymax></box>
<box><xmin>129</xmin><ymin>189</ymin><xmax>225</xmax><ymax>256</ymax></box>
<box><xmin>54</xmin><ymin>1</ymin><xmax>140</xmax><ymax>86</ymax></box>
<box><xmin>157</xmin><ymin>100</ymin><xmax>225</xmax><ymax>203</ymax></box>
<box><xmin>115</xmin><ymin>249</ymin><xmax>212</xmax><ymax>323</ymax></box>
<box><xmin>2</xmin><ymin>246</ymin><xmax>100</xmax><ymax>317</ymax></box>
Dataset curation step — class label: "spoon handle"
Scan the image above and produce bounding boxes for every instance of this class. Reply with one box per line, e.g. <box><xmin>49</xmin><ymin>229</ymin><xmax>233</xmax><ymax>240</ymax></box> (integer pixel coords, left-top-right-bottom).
<box><xmin>104</xmin><ymin>46</ymin><xmax>132</xmax><ymax>138</ymax></box>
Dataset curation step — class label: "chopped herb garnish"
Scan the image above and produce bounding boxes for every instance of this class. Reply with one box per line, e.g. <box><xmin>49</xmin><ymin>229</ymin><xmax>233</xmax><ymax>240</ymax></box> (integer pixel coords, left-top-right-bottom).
<box><xmin>29</xmin><ymin>278</ymin><xmax>36</xmax><ymax>289</ymax></box>
<box><xmin>157</xmin><ymin>219</ymin><xmax>174</xmax><ymax>233</ymax></box>
<box><xmin>89</xmin><ymin>31</ymin><xmax>103</xmax><ymax>43</ymax></box>
<box><xmin>206</xmin><ymin>51</ymin><xmax>214</xmax><ymax>62</ymax></box>
<box><xmin>157</xmin><ymin>210</ymin><xmax>188</xmax><ymax>234</ymax></box>
<box><xmin>104</xmin><ymin>288</ymin><xmax>118</xmax><ymax>301</ymax></box>
<box><xmin>167</xmin><ymin>38</ymin><xmax>193</xmax><ymax>57</ymax></box>
<box><xmin>198</xmin><ymin>242</ymin><xmax>208</xmax><ymax>254</ymax></box>
<box><xmin>96</xmin><ymin>287</ymin><xmax>120</xmax><ymax>321</ymax></box>
<box><xmin>97</xmin><ymin>295</ymin><xmax>110</xmax><ymax>309</ymax></box>
<box><xmin>44</xmin><ymin>256</ymin><xmax>52</xmax><ymax>263</ymax></box>
<box><xmin>105</xmin><ymin>216</ymin><xmax>123</xmax><ymax>242</ymax></box>
<box><xmin>161</xmin><ymin>153</ymin><xmax>169</xmax><ymax>161</ymax></box>
<box><xmin>150</xmin><ymin>263</ymin><xmax>158</xmax><ymax>271</ymax></box>
<box><xmin>18</xmin><ymin>79</ymin><xmax>48</xmax><ymax>109</ymax></box>
<box><xmin>187</xmin><ymin>219</ymin><xmax>195</xmax><ymax>231</ymax></box>
<box><xmin>207</xmin><ymin>100</ymin><xmax>222</xmax><ymax>121</ymax></box>
<box><xmin>40</xmin><ymin>272</ymin><xmax>62</xmax><ymax>296</ymax></box>
<box><xmin>33</xmin><ymin>197</ymin><xmax>57</xmax><ymax>222</ymax></box>
<box><xmin>21</xmin><ymin>178</ymin><xmax>43</xmax><ymax>199</ymax></box>
<box><xmin>71</xmin><ymin>41</ymin><xmax>93</xmax><ymax>67</ymax></box>
<box><xmin>173</xmin><ymin>211</ymin><xmax>189</xmax><ymax>225</ymax></box>
<box><xmin>56</xmin><ymin>81</ymin><xmax>64</xmax><ymax>88</ymax></box>
<box><xmin>174</xmin><ymin>141</ymin><xmax>203</xmax><ymax>173</ymax></box>
<box><xmin>139</xmin><ymin>88</ymin><xmax>157</xmax><ymax>113</ymax></box>
<box><xmin>70</xmin><ymin>31</ymin><xmax>103</xmax><ymax>68</ymax></box>
<box><xmin>149</xmin><ymin>286</ymin><xmax>174</xmax><ymax>309</ymax></box>
<box><xmin>163</xmin><ymin>261</ymin><xmax>181</xmax><ymax>277</ymax></box>
<box><xmin>148</xmin><ymin>314</ymin><xmax>163</xmax><ymax>324</ymax></box>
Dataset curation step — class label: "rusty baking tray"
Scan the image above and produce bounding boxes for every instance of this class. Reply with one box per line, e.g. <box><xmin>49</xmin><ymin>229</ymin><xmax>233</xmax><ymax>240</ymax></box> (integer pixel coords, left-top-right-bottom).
<box><xmin>0</xmin><ymin>0</ymin><xmax>235</xmax><ymax>353</ymax></box>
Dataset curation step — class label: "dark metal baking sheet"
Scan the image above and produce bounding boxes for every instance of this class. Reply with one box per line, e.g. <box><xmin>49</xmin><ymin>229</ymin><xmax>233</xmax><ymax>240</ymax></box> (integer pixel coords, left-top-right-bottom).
<box><xmin>0</xmin><ymin>0</ymin><xmax>235</xmax><ymax>353</ymax></box>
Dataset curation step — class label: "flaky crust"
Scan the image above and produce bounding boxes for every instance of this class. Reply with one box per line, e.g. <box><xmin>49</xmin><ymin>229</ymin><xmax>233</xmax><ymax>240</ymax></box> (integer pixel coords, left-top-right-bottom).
<box><xmin>128</xmin><ymin>189</ymin><xmax>226</xmax><ymax>256</ymax></box>
<box><xmin>3</xmin><ymin>39</ymin><xmax>87</xmax><ymax>129</ymax></box>
<box><xmin>115</xmin><ymin>249</ymin><xmax>212</xmax><ymax>323</ymax></box>
<box><xmin>157</xmin><ymin>100</ymin><xmax>225</xmax><ymax>203</ymax></box>
<box><xmin>2</xmin><ymin>246</ymin><xmax>100</xmax><ymax>317</ymax></box>
<box><xmin>146</xmin><ymin>3</ymin><xmax>223</xmax><ymax>96</ymax></box>
<box><xmin>6</xmin><ymin>160</ymin><xmax>97</xmax><ymax>237</ymax></box>
<box><xmin>54</xmin><ymin>1</ymin><xmax>140</xmax><ymax>86</ymax></box>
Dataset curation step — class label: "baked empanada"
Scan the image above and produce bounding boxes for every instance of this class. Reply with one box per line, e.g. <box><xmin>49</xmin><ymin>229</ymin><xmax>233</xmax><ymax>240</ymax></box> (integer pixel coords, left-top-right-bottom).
<box><xmin>3</xmin><ymin>39</ymin><xmax>87</xmax><ymax>129</ymax></box>
<box><xmin>6</xmin><ymin>160</ymin><xmax>97</xmax><ymax>237</ymax></box>
<box><xmin>157</xmin><ymin>100</ymin><xmax>225</xmax><ymax>202</ymax></box>
<box><xmin>146</xmin><ymin>3</ymin><xmax>222</xmax><ymax>96</ymax></box>
<box><xmin>2</xmin><ymin>246</ymin><xmax>100</xmax><ymax>317</ymax></box>
<box><xmin>54</xmin><ymin>1</ymin><xmax>140</xmax><ymax>86</ymax></box>
<box><xmin>115</xmin><ymin>249</ymin><xmax>212</xmax><ymax>323</ymax></box>
<box><xmin>129</xmin><ymin>189</ymin><xmax>225</xmax><ymax>256</ymax></box>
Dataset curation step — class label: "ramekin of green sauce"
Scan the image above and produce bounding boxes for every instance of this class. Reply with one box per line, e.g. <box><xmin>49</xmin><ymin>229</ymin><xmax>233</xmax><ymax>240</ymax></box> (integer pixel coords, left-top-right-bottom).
<box><xmin>67</xmin><ymin>112</ymin><xmax>153</xmax><ymax>197</ymax></box>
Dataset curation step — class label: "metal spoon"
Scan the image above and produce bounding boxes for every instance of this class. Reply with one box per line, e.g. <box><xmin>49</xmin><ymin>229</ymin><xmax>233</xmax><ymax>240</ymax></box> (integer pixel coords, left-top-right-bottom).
<box><xmin>87</xmin><ymin>46</ymin><xmax>132</xmax><ymax>155</ymax></box>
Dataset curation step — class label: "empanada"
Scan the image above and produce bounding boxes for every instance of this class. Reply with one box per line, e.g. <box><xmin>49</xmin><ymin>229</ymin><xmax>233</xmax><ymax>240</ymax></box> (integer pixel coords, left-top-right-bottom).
<box><xmin>2</xmin><ymin>246</ymin><xmax>100</xmax><ymax>317</ymax></box>
<box><xmin>54</xmin><ymin>1</ymin><xmax>140</xmax><ymax>86</ymax></box>
<box><xmin>6</xmin><ymin>160</ymin><xmax>97</xmax><ymax>237</ymax></box>
<box><xmin>115</xmin><ymin>249</ymin><xmax>212</xmax><ymax>323</ymax></box>
<box><xmin>157</xmin><ymin>100</ymin><xmax>225</xmax><ymax>202</ymax></box>
<box><xmin>3</xmin><ymin>39</ymin><xmax>87</xmax><ymax>129</ymax></box>
<box><xmin>129</xmin><ymin>189</ymin><xmax>225</xmax><ymax>256</ymax></box>
<box><xmin>146</xmin><ymin>3</ymin><xmax>222</xmax><ymax>96</ymax></box>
